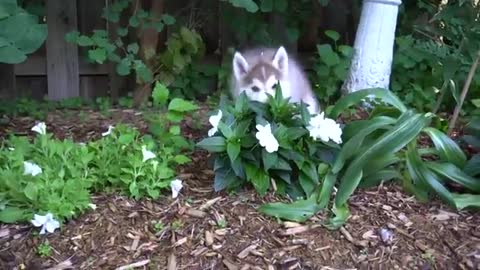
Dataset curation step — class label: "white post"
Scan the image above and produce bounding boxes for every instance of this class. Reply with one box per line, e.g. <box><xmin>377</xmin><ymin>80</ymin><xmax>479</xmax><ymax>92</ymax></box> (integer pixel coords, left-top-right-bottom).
<box><xmin>342</xmin><ymin>0</ymin><xmax>402</xmax><ymax>94</ymax></box>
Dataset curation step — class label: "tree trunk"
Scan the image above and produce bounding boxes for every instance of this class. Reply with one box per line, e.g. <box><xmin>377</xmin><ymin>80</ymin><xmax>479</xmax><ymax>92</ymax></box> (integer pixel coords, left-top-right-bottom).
<box><xmin>133</xmin><ymin>0</ymin><xmax>165</xmax><ymax>107</ymax></box>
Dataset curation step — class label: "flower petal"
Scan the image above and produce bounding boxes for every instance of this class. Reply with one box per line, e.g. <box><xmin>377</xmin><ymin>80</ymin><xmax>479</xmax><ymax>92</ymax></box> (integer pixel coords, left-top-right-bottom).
<box><xmin>170</xmin><ymin>179</ymin><xmax>183</xmax><ymax>199</ymax></box>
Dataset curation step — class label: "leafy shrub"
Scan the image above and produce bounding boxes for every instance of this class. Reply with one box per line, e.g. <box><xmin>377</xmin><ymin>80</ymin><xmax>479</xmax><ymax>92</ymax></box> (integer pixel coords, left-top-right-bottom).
<box><xmin>0</xmin><ymin>0</ymin><xmax>47</xmax><ymax>64</ymax></box>
<box><xmin>198</xmin><ymin>87</ymin><xmax>480</xmax><ymax>228</ymax></box>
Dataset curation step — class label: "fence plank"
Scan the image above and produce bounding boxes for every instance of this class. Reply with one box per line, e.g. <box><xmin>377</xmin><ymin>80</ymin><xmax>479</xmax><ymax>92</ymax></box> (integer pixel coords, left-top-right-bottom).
<box><xmin>46</xmin><ymin>0</ymin><xmax>80</xmax><ymax>100</ymax></box>
<box><xmin>0</xmin><ymin>64</ymin><xmax>16</xmax><ymax>100</ymax></box>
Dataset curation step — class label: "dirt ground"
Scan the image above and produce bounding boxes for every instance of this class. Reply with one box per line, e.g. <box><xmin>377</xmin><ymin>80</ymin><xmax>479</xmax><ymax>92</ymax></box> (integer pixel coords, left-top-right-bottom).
<box><xmin>0</xmin><ymin>107</ymin><xmax>479</xmax><ymax>270</ymax></box>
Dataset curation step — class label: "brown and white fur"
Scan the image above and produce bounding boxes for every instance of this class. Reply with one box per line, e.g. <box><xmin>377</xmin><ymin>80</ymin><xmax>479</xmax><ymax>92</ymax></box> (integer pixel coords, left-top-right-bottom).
<box><xmin>230</xmin><ymin>46</ymin><xmax>319</xmax><ymax>114</ymax></box>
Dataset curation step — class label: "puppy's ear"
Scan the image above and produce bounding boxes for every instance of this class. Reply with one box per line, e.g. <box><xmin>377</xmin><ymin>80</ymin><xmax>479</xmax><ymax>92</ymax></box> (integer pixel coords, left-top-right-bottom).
<box><xmin>233</xmin><ymin>52</ymin><xmax>249</xmax><ymax>80</ymax></box>
<box><xmin>272</xmin><ymin>46</ymin><xmax>288</xmax><ymax>76</ymax></box>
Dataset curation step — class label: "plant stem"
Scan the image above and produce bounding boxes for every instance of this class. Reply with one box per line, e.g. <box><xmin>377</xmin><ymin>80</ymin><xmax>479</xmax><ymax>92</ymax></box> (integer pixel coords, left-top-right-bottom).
<box><xmin>448</xmin><ymin>50</ymin><xmax>480</xmax><ymax>135</ymax></box>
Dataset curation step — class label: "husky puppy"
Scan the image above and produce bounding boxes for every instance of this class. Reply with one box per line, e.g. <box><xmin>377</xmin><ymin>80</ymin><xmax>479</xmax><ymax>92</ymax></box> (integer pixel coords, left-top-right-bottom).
<box><xmin>230</xmin><ymin>46</ymin><xmax>319</xmax><ymax>114</ymax></box>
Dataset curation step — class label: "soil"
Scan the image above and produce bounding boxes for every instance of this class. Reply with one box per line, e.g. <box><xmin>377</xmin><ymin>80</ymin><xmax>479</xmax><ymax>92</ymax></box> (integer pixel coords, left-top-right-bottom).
<box><xmin>0</xmin><ymin>106</ymin><xmax>479</xmax><ymax>270</ymax></box>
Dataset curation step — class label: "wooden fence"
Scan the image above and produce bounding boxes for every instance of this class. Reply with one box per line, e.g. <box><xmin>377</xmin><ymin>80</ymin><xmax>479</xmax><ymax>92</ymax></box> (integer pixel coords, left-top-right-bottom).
<box><xmin>0</xmin><ymin>0</ymin><xmax>358</xmax><ymax>102</ymax></box>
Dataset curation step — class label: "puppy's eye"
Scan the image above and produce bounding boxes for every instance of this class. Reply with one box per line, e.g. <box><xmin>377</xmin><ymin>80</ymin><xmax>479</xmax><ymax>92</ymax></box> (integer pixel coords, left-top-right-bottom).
<box><xmin>271</xmin><ymin>83</ymin><xmax>279</xmax><ymax>89</ymax></box>
<box><xmin>251</xmin><ymin>86</ymin><xmax>260</xmax><ymax>92</ymax></box>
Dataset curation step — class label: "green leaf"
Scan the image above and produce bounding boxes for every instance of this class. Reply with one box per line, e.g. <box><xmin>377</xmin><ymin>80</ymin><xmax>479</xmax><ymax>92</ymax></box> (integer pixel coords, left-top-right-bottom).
<box><xmin>325</xmin><ymin>204</ymin><xmax>350</xmax><ymax>230</ymax></box>
<box><xmin>127</xmin><ymin>43</ymin><xmax>139</xmax><ymax>54</ymax></box>
<box><xmin>299</xmin><ymin>172</ymin><xmax>315</xmax><ymax>196</ymax></box>
<box><xmin>116</xmin><ymin>58</ymin><xmax>131</xmax><ymax>76</ymax></box>
<box><xmin>214</xmin><ymin>169</ymin><xmax>239</xmax><ymax>191</ymax></box>
<box><xmin>161</xmin><ymin>14</ymin><xmax>176</xmax><ymax>25</ymax></box>
<box><xmin>152</xmin><ymin>81</ymin><xmax>169</xmax><ymax>107</ymax></box>
<box><xmin>245</xmin><ymin>163</ymin><xmax>270</xmax><ymax>195</ymax></box>
<box><xmin>117</xmin><ymin>27</ymin><xmax>128</xmax><ymax>37</ymax></box>
<box><xmin>329</xmin><ymin>88</ymin><xmax>407</xmax><ymax>119</ymax></box>
<box><xmin>0</xmin><ymin>207</ymin><xmax>25</xmax><ymax>223</ymax></box>
<box><xmin>88</xmin><ymin>48</ymin><xmax>107</xmax><ymax>64</ymax></box>
<box><xmin>196</xmin><ymin>137</ymin><xmax>226</xmax><ymax>152</ymax></box>
<box><xmin>426</xmin><ymin>162</ymin><xmax>480</xmax><ymax>192</ymax></box>
<box><xmin>422</xmin><ymin>127</ymin><xmax>466</xmax><ymax>168</ymax></box>
<box><xmin>317</xmin><ymin>44</ymin><xmax>340</xmax><ymax>67</ymax></box>
<box><xmin>334</xmin><ymin>112</ymin><xmax>431</xmax><ymax>206</ymax></box>
<box><xmin>169</xmin><ymin>125</ymin><xmax>181</xmax><ymax>135</ymax></box>
<box><xmin>360</xmin><ymin>169</ymin><xmax>402</xmax><ymax>188</ymax></box>
<box><xmin>317</xmin><ymin>172</ymin><xmax>336</xmax><ymax>208</ymax></box>
<box><xmin>325</xmin><ymin>30</ymin><xmax>340</xmax><ymax>42</ymax></box>
<box><xmin>228</xmin><ymin>0</ymin><xmax>259</xmax><ymax>12</ymax></box>
<box><xmin>274</xmin><ymin>0</ymin><xmax>288</xmax><ymax>12</ymax></box>
<box><xmin>118</xmin><ymin>134</ymin><xmax>135</xmax><ymax>144</ymax></box>
<box><xmin>168</xmin><ymin>98</ymin><xmax>199</xmax><ymax>112</ymax></box>
<box><xmin>24</xmin><ymin>182</ymin><xmax>38</xmax><ymax>200</ymax></box>
<box><xmin>262</xmin><ymin>150</ymin><xmax>278</xmax><ymax>171</ymax></box>
<box><xmin>129</xmin><ymin>16</ymin><xmax>140</xmax><ymax>27</ymax></box>
<box><xmin>227</xmin><ymin>142</ymin><xmax>241</xmax><ymax>163</ymax></box>
<box><xmin>405</xmin><ymin>142</ymin><xmax>456</xmax><ymax>207</ymax></box>
<box><xmin>332</xmin><ymin>116</ymin><xmax>396</xmax><ymax>173</ymax></box>
<box><xmin>452</xmin><ymin>193</ymin><xmax>480</xmax><ymax>209</ymax></box>
<box><xmin>260</xmin><ymin>0</ymin><xmax>273</xmax><ymax>12</ymax></box>
<box><xmin>258</xmin><ymin>195</ymin><xmax>321</xmax><ymax>222</ymax></box>
<box><xmin>464</xmin><ymin>154</ymin><xmax>480</xmax><ymax>177</ymax></box>
<box><xmin>173</xmin><ymin>154</ymin><xmax>191</xmax><ymax>164</ymax></box>
<box><xmin>77</xmin><ymin>35</ymin><xmax>94</xmax><ymax>46</ymax></box>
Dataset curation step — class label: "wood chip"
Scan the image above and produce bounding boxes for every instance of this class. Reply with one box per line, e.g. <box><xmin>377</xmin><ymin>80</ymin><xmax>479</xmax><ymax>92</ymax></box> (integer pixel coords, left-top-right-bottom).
<box><xmin>0</xmin><ymin>228</ymin><xmax>10</xmax><ymax>238</ymax></box>
<box><xmin>116</xmin><ymin>259</ymin><xmax>150</xmax><ymax>270</ymax></box>
<box><xmin>205</xmin><ymin>231</ymin><xmax>214</xmax><ymax>246</ymax></box>
<box><xmin>44</xmin><ymin>259</ymin><xmax>73</xmax><ymax>270</ymax></box>
<box><xmin>191</xmin><ymin>246</ymin><xmax>208</xmax><ymax>257</ymax></box>
<box><xmin>215</xmin><ymin>229</ymin><xmax>228</xmax><ymax>236</ymax></box>
<box><xmin>185</xmin><ymin>208</ymin><xmax>207</xmax><ymax>218</ymax></box>
<box><xmin>130</xmin><ymin>236</ymin><xmax>140</xmax><ymax>251</ymax></box>
<box><xmin>167</xmin><ymin>254</ymin><xmax>176</xmax><ymax>270</ymax></box>
<box><xmin>199</xmin><ymin>197</ymin><xmax>222</xmax><ymax>210</ymax></box>
<box><xmin>173</xmin><ymin>237</ymin><xmax>188</xmax><ymax>247</ymax></box>
<box><xmin>280</xmin><ymin>225</ymin><xmax>318</xmax><ymax>235</ymax></box>
<box><xmin>223</xmin><ymin>259</ymin><xmax>239</xmax><ymax>270</ymax></box>
<box><xmin>237</xmin><ymin>244</ymin><xmax>259</xmax><ymax>259</ymax></box>
<box><xmin>283</xmin><ymin>222</ymin><xmax>302</xmax><ymax>228</ymax></box>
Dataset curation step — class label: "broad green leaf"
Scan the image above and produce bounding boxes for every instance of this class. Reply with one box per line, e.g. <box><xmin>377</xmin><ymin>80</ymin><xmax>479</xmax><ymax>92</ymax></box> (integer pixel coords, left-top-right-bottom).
<box><xmin>161</xmin><ymin>14</ymin><xmax>176</xmax><ymax>25</ymax></box>
<box><xmin>406</xmin><ymin>143</ymin><xmax>456</xmax><ymax>207</ymax></box>
<box><xmin>335</xmin><ymin>112</ymin><xmax>431</xmax><ymax>206</ymax></box>
<box><xmin>245</xmin><ymin>163</ymin><xmax>270</xmax><ymax>195</ymax></box>
<box><xmin>260</xmin><ymin>0</ymin><xmax>273</xmax><ymax>12</ymax></box>
<box><xmin>360</xmin><ymin>169</ymin><xmax>402</xmax><ymax>188</ymax></box>
<box><xmin>452</xmin><ymin>193</ymin><xmax>480</xmax><ymax>209</ymax></box>
<box><xmin>173</xmin><ymin>154</ymin><xmax>191</xmax><ymax>164</ymax></box>
<box><xmin>116</xmin><ymin>58</ymin><xmax>131</xmax><ymax>76</ymax></box>
<box><xmin>464</xmin><ymin>154</ymin><xmax>480</xmax><ymax>177</ymax></box>
<box><xmin>77</xmin><ymin>35</ymin><xmax>94</xmax><ymax>46</ymax></box>
<box><xmin>0</xmin><ymin>207</ymin><xmax>25</xmax><ymax>223</ymax></box>
<box><xmin>88</xmin><ymin>48</ymin><xmax>107</xmax><ymax>64</ymax></box>
<box><xmin>329</xmin><ymin>88</ymin><xmax>407</xmax><ymax>119</ymax></box>
<box><xmin>24</xmin><ymin>182</ymin><xmax>38</xmax><ymax>200</ymax></box>
<box><xmin>317</xmin><ymin>172</ymin><xmax>336</xmax><ymax>208</ymax></box>
<box><xmin>332</xmin><ymin>116</ymin><xmax>397</xmax><ymax>173</ymax></box>
<box><xmin>196</xmin><ymin>137</ymin><xmax>226</xmax><ymax>152</ymax></box>
<box><xmin>317</xmin><ymin>44</ymin><xmax>340</xmax><ymax>67</ymax></box>
<box><xmin>228</xmin><ymin>0</ymin><xmax>259</xmax><ymax>13</ymax></box>
<box><xmin>214</xmin><ymin>169</ymin><xmax>240</xmax><ymax>191</ymax></box>
<box><xmin>262</xmin><ymin>150</ymin><xmax>278</xmax><ymax>171</ymax></box>
<box><xmin>127</xmin><ymin>42</ymin><xmax>139</xmax><ymax>54</ymax></box>
<box><xmin>324</xmin><ymin>203</ymin><xmax>350</xmax><ymax>230</ymax></box>
<box><xmin>168</xmin><ymin>98</ymin><xmax>199</xmax><ymax>112</ymax></box>
<box><xmin>325</xmin><ymin>30</ymin><xmax>340</xmax><ymax>42</ymax></box>
<box><xmin>422</xmin><ymin>127</ymin><xmax>466</xmax><ymax>168</ymax></box>
<box><xmin>426</xmin><ymin>162</ymin><xmax>480</xmax><ymax>192</ymax></box>
<box><xmin>258</xmin><ymin>195</ymin><xmax>321</xmax><ymax>222</ymax></box>
<box><xmin>152</xmin><ymin>81</ymin><xmax>169</xmax><ymax>107</ymax></box>
<box><xmin>227</xmin><ymin>142</ymin><xmax>241</xmax><ymax>163</ymax></box>
<box><xmin>274</xmin><ymin>0</ymin><xmax>288</xmax><ymax>12</ymax></box>
<box><xmin>299</xmin><ymin>172</ymin><xmax>315</xmax><ymax>196</ymax></box>
<box><xmin>169</xmin><ymin>125</ymin><xmax>181</xmax><ymax>135</ymax></box>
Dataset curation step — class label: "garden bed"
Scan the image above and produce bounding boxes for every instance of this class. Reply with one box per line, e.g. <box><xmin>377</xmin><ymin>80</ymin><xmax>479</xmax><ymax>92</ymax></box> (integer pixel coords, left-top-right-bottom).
<box><xmin>0</xmin><ymin>106</ymin><xmax>479</xmax><ymax>270</ymax></box>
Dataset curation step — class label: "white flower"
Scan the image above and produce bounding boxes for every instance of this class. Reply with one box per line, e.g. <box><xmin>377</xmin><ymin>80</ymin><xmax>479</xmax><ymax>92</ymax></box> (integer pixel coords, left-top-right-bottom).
<box><xmin>306</xmin><ymin>112</ymin><xmax>343</xmax><ymax>144</ymax></box>
<box><xmin>31</xmin><ymin>213</ymin><xmax>60</xmax><ymax>235</ymax></box>
<box><xmin>208</xmin><ymin>110</ymin><xmax>223</xmax><ymax>137</ymax></box>
<box><xmin>31</xmin><ymin>122</ymin><xmax>46</xmax><ymax>135</ymax></box>
<box><xmin>102</xmin><ymin>125</ymin><xmax>114</xmax><ymax>137</ymax></box>
<box><xmin>8</xmin><ymin>147</ymin><xmax>14</xmax><ymax>151</ymax></box>
<box><xmin>23</xmin><ymin>161</ymin><xmax>42</xmax><ymax>176</ymax></box>
<box><xmin>170</xmin><ymin>179</ymin><xmax>183</xmax><ymax>199</ymax></box>
<box><xmin>255</xmin><ymin>123</ymin><xmax>279</xmax><ymax>153</ymax></box>
<box><xmin>142</xmin><ymin>145</ymin><xmax>156</xmax><ymax>162</ymax></box>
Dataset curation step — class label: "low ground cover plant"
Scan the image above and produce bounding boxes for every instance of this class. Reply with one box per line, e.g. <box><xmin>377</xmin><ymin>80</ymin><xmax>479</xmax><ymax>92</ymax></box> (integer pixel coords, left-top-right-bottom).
<box><xmin>197</xmin><ymin>87</ymin><xmax>480</xmax><ymax>228</ymax></box>
<box><xmin>0</xmin><ymin>83</ymin><xmax>197</xmax><ymax>234</ymax></box>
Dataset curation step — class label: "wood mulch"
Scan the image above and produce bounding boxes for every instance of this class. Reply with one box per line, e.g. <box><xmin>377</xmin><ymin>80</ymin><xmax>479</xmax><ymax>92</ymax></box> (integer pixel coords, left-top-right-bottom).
<box><xmin>0</xmin><ymin>105</ymin><xmax>479</xmax><ymax>270</ymax></box>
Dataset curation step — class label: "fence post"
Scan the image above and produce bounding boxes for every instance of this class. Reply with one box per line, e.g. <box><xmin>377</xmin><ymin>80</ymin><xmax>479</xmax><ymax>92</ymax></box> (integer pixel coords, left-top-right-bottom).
<box><xmin>46</xmin><ymin>0</ymin><xmax>80</xmax><ymax>100</ymax></box>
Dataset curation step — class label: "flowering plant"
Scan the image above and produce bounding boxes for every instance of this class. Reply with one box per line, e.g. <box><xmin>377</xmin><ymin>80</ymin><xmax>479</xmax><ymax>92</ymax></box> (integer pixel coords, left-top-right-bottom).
<box><xmin>197</xmin><ymin>87</ymin><xmax>343</xmax><ymax>199</ymax></box>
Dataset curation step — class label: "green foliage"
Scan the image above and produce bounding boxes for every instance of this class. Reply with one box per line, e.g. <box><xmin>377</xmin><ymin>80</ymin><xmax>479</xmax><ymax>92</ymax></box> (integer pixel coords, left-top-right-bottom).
<box><xmin>199</xmin><ymin>87</ymin><xmax>480</xmax><ymax>228</ymax></box>
<box><xmin>0</xmin><ymin>84</ymin><xmax>196</xmax><ymax>225</ymax></box>
<box><xmin>66</xmin><ymin>0</ymin><xmax>176</xmax><ymax>85</ymax></box>
<box><xmin>0</xmin><ymin>0</ymin><xmax>47</xmax><ymax>64</ymax></box>
<box><xmin>392</xmin><ymin>1</ymin><xmax>480</xmax><ymax>115</ymax></box>
<box><xmin>197</xmin><ymin>86</ymin><xmax>341</xmax><ymax>201</ymax></box>
<box><xmin>310</xmin><ymin>31</ymin><xmax>354</xmax><ymax>106</ymax></box>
